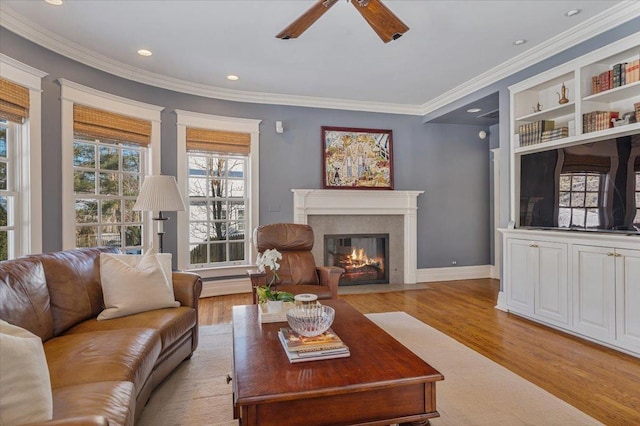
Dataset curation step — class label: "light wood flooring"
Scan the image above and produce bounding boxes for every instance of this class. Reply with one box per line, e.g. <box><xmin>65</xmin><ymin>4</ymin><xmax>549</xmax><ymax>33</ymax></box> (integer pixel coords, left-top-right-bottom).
<box><xmin>198</xmin><ymin>279</ymin><xmax>640</xmax><ymax>425</ymax></box>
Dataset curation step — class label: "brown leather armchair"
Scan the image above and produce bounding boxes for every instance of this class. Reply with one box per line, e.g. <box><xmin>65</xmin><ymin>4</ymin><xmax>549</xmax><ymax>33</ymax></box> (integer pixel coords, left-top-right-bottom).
<box><xmin>248</xmin><ymin>223</ymin><xmax>344</xmax><ymax>303</ymax></box>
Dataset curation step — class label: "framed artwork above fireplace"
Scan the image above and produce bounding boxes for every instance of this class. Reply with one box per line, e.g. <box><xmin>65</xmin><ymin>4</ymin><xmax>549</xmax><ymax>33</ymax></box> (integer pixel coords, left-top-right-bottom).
<box><xmin>321</xmin><ymin>126</ymin><xmax>393</xmax><ymax>189</ymax></box>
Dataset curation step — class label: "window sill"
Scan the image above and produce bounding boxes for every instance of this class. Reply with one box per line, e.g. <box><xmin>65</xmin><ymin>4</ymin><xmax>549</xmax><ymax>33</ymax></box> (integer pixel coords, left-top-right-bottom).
<box><xmin>183</xmin><ymin>264</ymin><xmax>255</xmax><ymax>279</ymax></box>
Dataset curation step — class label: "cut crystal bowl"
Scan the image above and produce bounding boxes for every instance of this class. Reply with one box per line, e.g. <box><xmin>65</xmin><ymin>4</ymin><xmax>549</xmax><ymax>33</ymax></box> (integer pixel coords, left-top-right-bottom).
<box><xmin>286</xmin><ymin>304</ymin><xmax>335</xmax><ymax>337</ymax></box>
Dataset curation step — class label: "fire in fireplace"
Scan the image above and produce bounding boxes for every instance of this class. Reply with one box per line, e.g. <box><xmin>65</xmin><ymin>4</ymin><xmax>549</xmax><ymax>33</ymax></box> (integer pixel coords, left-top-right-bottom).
<box><xmin>324</xmin><ymin>234</ymin><xmax>389</xmax><ymax>285</ymax></box>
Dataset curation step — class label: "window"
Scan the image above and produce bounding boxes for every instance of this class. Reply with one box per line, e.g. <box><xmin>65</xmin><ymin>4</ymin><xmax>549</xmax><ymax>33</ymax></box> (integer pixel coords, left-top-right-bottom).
<box><xmin>558</xmin><ymin>172</ymin><xmax>602</xmax><ymax>228</ymax></box>
<box><xmin>60</xmin><ymin>79</ymin><xmax>162</xmax><ymax>251</ymax></box>
<box><xmin>175</xmin><ymin>110</ymin><xmax>260</xmax><ymax>275</ymax></box>
<box><xmin>0</xmin><ymin>121</ymin><xmax>16</xmax><ymax>260</ymax></box>
<box><xmin>73</xmin><ymin>137</ymin><xmax>145</xmax><ymax>252</ymax></box>
<box><xmin>187</xmin><ymin>152</ymin><xmax>247</xmax><ymax>266</ymax></box>
<box><xmin>0</xmin><ymin>58</ymin><xmax>46</xmax><ymax>259</ymax></box>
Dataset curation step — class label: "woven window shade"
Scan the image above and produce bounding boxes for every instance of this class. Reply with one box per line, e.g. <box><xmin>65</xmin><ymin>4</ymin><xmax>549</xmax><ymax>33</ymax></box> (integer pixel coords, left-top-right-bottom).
<box><xmin>562</xmin><ymin>152</ymin><xmax>611</xmax><ymax>173</ymax></box>
<box><xmin>0</xmin><ymin>78</ymin><xmax>29</xmax><ymax>123</ymax></box>
<box><xmin>186</xmin><ymin>127</ymin><xmax>250</xmax><ymax>155</ymax></box>
<box><xmin>74</xmin><ymin>105</ymin><xmax>152</xmax><ymax>146</ymax></box>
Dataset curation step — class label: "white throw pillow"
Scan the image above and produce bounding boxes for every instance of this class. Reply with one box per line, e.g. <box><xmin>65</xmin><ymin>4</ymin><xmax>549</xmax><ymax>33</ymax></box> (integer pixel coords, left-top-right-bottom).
<box><xmin>98</xmin><ymin>249</ymin><xmax>179</xmax><ymax>320</ymax></box>
<box><xmin>0</xmin><ymin>320</ymin><xmax>53</xmax><ymax>426</ymax></box>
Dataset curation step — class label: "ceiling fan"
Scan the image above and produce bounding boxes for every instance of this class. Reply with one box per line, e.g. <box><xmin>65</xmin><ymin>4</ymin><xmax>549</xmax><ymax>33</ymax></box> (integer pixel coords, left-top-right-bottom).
<box><xmin>276</xmin><ymin>0</ymin><xmax>409</xmax><ymax>43</ymax></box>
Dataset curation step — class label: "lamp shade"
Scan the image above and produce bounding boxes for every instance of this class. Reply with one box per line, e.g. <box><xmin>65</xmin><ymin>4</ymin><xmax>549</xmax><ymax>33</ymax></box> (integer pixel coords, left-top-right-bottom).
<box><xmin>133</xmin><ymin>175</ymin><xmax>186</xmax><ymax>212</ymax></box>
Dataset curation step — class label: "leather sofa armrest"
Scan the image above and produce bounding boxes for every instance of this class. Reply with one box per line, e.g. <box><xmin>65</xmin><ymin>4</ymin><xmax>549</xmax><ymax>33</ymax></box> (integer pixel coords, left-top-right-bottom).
<box><xmin>316</xmin><ymin>266</ymin><xmax>344</xmax><ymax>299</ymax></box>
<box><xmin>247</xmin><ymin>269</ymin><xmax>266</xmax><ymax>304</ymax></box>
<box><xmin>172</xmin><ymin>271</ymin><xmax>203</xmax><ymax>308</ymax></box>
<box><xmin>23</xmin><ymin>415</ymin><xmax>109</xmax><ymax>426</ymax></box>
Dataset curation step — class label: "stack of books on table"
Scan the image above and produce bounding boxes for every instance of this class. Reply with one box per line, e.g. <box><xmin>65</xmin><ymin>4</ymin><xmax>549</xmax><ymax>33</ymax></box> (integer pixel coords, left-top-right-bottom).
<box><xmin>277</xmin><ymin>327</ymin><xmax>350</xmax><ymax>363</ymax></box>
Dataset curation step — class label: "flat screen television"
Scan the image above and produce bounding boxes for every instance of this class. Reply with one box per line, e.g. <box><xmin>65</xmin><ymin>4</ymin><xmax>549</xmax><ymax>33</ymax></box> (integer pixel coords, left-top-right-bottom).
<box><xmin>519</xmin><ymin>133</ymin><xmax>640</xmax><ymax>235</ymax></box>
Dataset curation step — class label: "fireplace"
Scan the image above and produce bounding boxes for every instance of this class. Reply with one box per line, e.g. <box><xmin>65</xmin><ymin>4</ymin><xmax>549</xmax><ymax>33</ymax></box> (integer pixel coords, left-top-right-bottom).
<box><xmin>293</xmin><ymin>189</ymin><xmax>423</xmax><ymax>284</ymax></box>
<box><xmin>325</xmin><ymin>234</ymin><xmax>389</xmax><ymax>285</ymax></box>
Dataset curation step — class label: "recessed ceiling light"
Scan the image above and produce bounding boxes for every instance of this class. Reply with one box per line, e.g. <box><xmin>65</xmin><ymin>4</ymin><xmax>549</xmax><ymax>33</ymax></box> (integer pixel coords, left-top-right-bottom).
<box><xmin>467</xmin><ymin>108</ymin><xmax>482</xmax><ymax>113</ymax></box>
<box><xmin>513</xmin><ymin>39</ymin><xmax>527</xmax><ymax>46</ymax></box>
<box><xmin>565</xmin><ymin>8</ymin><xmax>581</xmax><ymax>17</ymax></box>
<box><xmin>227</xmin><ymin>75</ymin><xmax>239</xmax><ymax>81</ymax></box>
<box><xmin>137</xmin><ymin>49</ymin><xmax>152</xmax><ymax>57</ymax></box>
<box><xmin>44</xmin><ymin>0</ymin><xmax>63</xmax><ymax>5</ymax></box>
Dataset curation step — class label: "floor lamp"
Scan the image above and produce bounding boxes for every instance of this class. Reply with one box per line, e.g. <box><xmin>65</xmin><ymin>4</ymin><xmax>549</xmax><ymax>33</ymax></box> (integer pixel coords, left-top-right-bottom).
<box><xmin>133</xmin><ymin>175</ymin><xmax>186</xmax><ymax>253</ymax></box>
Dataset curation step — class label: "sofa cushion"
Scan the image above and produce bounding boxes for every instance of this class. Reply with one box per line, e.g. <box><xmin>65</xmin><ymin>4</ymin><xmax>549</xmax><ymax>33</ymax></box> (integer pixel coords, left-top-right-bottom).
<box><xmin>98</xmin><ymin>250</ymin><xmax>179</xmax><ymax>320</ymax></box>
<box><xmin>0</xmin><ymin>258</ymin><xmax>53</xmax><ymax>341</ymax></box>
<box><xmin>44</xmin><ymin>328</ymin><xmax>161</xmax><ymax>395</ymax></box>
<box><xmin>52</xmin><ymin>382</ymin><xmax>135</xmax><ymax>426</ymax></box>
<box><xmin>37</xmin><ymin>247</ymin><xmax>120</xmax><ymax>336</ymax></box>
<box><xmin>0</xmin><ymin>320</ymin><xmax>53</xmax><ymax>425</ymax></box>
<box><xmin>66</xmin><ymin>307</ymin><xmax>196</xmax><ymax>352</ymax></box>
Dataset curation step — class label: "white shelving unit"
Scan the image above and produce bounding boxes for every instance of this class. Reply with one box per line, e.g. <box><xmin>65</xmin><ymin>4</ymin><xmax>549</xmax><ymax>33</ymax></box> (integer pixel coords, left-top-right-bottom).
<box><xmin>509</xmin><ymin>32</ymin><xmax>640</xmax><ymax>221</ymax></box>
<box><xmin>502</xmin><ymin>33</ymin><xmax>640</xmax><ymax>358</ymax></box>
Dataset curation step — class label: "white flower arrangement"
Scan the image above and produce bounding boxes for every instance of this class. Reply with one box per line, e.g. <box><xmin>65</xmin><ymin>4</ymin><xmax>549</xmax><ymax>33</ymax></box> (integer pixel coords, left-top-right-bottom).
<box><xmin>256</xmin><ymin>248</ymin><xmax>282</xmax><ymax>282</ymax></box>
<box><xmin>255</xmin><ymin>248</ymin><xmax>293</xmax><ymax>303</ymax></box>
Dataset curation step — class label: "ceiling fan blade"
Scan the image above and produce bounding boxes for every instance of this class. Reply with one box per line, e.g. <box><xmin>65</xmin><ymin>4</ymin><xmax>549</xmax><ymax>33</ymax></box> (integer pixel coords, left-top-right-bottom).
<box><xmin>350</xmin><ymin>0</ymin><xmax>409</xmax><ymax>43</ymax></box>
<box><xmin>276</xmin><ymin>0</ymin><xmax>340</xmax><ymax>40</ymax></box>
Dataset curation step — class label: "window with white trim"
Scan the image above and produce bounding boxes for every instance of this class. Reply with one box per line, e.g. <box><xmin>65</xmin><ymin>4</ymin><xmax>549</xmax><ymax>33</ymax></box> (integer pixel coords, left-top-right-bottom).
<box><xmin>175</xmin><ymin>110</ymin><xmax>260</xmax><ymax>274</ymax></box>
<box><xmin>187</xmin><ymin>152</ymin><xmax>248</xmax><ymax>266</ymax></box>
<box><xmin>73</xmin><ymin>137</ymin><xmax>146</xmax><ymax>252</ymax></box>
<box><xmin>0</xmin><ymin>121</ymin><xmax>17</xmax><ymax>260</ymax></box>
<box><xmin>59</xmin><ymin>79</ymin><xmax>162</xmax><ymax>251</ymax></box>
<box><xmin>0</xmin><ymin>59</ymin><xmax>45</xmax><ymax>259</ymax></box>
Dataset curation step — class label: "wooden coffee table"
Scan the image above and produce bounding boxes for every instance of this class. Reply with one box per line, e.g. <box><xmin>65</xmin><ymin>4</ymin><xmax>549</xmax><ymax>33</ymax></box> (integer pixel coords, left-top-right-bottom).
<box><xmin>231</xmin><ymin>299</ymin><xmax>444</xmax><ymax>426</ymax></box>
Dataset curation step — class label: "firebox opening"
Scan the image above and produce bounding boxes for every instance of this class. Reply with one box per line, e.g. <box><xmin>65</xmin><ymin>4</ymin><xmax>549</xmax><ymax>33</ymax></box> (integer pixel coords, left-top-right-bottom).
<box><xmin>324</xmin><ymin>233</ymin><xmax>389</xmax><ymax>285</ymax></box>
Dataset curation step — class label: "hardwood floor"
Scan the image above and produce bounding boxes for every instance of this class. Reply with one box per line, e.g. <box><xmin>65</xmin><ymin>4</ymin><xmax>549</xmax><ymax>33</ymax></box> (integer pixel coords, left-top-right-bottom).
<box><xmin>198</xmin><ymin>279</ymin><xmax>640</xmax><ymax>425</ymax></box>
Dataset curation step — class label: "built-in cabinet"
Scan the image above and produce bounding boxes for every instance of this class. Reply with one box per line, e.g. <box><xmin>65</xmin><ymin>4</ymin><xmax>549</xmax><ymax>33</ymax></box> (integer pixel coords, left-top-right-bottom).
<box><xmin>502</xmin><ymin>33</ymin><xmax>640</xmax><ymax>358</ymax></box>
<box><xmin>506</xmin><ymin>239</ymin><xmax>568</xmax><ymax>325</ymax></box>
<box><xmin>503</xmin><ymin>230</ymin><xmax>640</xmax><ymax>357</ymax></box>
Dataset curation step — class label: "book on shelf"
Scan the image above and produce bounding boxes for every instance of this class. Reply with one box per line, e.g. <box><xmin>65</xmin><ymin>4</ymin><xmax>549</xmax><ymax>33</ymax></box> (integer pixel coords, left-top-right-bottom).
<box><xmin>591</xmin><ymin>57</ymin><xmax>640</xmax><ymax>95</ymax></box>
<box><xmin>541</xmin><ymin>127</ymin><xmax>568</xmax><ymax>143</ymax></box>
<box><xmin>627</xmin><ymin>59</ymin><xmax>640</xmax><ymax>84</ymax></box>
<box><xmin>277</xmin><ymin>329</ymin><xmax>350</xmax><ymax>363</ymax></box>
<box><xmin>582</xmin><ymin>111</ymin><xmax>619</xmax><ymax>133</ymax></box>
<box><xmin>518</xmin><ymin>120</ymin><xmax>554</xmax><ymax>147</ymax></box>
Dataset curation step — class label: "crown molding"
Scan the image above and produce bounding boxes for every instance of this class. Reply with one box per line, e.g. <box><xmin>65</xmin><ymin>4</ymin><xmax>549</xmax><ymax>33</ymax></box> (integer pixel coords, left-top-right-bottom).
<box><xmin>0</xmin><ymin>5</ymin><xmax>422</xmax><ymax>116</ymax></box>
<box><xmin>418</xmin><ymin>1</ymin><xmax>640</xmax><ymax>116</ymax></box>
<box><xmin>1</xmin><ymin>2</ymin><xmax>638</xmax><ymax>117</ymax></box>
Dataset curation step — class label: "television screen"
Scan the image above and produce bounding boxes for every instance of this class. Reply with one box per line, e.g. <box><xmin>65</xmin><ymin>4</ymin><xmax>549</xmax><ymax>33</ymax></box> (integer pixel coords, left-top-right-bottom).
<box><xmin>519</xmin><ymin>134</ymin><xmax>640</xmax><ymax>234</ymax></box>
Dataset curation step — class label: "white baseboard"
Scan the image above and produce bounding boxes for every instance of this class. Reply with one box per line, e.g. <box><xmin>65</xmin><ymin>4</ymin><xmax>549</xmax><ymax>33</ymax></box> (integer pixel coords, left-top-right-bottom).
<box><xmin>489</xmin><ymin>264</ymin><xmax>500</xmax><ymax>279</ymax></box>
<box><xmin>495</xmin><ymin>291</ymin><xmax>508</xmax><ymax>312</ymax></box>
<box><xmin>416</xmin><ymin>264</ymin><xmax>492</xmax><ymax>283</ymax></box>
<box><xmin>200</xmin><ymin>277</ymin><xmax>252</xmax><ymax>298</ymax></box>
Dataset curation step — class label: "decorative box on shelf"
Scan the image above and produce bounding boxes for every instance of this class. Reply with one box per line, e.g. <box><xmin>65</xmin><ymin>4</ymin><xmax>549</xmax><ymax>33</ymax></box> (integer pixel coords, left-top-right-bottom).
<box><xmin>258</xmin><ymin>302</ymin><xmax>294</xmax><ymax>323</ymax></box>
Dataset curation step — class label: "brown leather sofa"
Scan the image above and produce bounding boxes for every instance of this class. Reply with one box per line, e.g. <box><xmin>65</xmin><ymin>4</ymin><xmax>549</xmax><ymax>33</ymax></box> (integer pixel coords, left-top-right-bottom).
<box><xmin>0</xmin><ymin>247</ymin><xmax>202</xmax><ymax>426</ymax></box>
<box><xmin>248</xmin><ymin>223</ymin><xmax>344</xmax><ymax>302</ymax></box>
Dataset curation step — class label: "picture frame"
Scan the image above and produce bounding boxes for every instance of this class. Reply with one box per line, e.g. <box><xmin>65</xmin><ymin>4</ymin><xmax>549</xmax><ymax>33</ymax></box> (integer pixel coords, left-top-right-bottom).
<box><xmin>321</xmin><ymin>126</ymin><xmax>394</xmax><ymax>190</ymax></box>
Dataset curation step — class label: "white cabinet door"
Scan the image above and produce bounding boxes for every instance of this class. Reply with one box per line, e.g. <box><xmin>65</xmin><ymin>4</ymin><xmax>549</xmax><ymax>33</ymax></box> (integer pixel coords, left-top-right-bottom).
<box><xmin>535</xmin><ymin>242</ymin><xmax>569</xmax><ymax>325</ymax></box>
<box><xmin>506</xmin><ymin>239</ymin><xmax>535</xmax><ymax>314</ymax></box>
<box><xmin>573</xmin><ymin>245</ymin><xmax>616</xmax><ymax>342</ymax></box>
<box><xmin>616</xmin><ymin>249</ymin><xmax>640</xmax><ymax>352</ymax></box>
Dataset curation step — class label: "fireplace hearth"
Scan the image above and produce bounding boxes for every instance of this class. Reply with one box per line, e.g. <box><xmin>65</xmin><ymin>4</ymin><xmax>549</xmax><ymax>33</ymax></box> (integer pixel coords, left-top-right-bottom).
<box><xmin>325</xmin><ymin>234</ymin><xmax>389</xmax><ymax>285</ymax></box>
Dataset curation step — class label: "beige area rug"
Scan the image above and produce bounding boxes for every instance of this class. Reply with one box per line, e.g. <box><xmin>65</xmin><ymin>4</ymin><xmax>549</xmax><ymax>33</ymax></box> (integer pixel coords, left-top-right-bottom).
<box><xmin>138</xmin><ymin>313</ymin><xmax>602</xmax><ymax>426</ymax></box>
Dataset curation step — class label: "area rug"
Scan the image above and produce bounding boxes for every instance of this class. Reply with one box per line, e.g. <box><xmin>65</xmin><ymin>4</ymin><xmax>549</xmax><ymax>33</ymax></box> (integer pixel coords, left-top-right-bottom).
<box><xmin>138</xmin><ymin>313</ymin><xmax>601</xmax><ymax>426</ymax></box>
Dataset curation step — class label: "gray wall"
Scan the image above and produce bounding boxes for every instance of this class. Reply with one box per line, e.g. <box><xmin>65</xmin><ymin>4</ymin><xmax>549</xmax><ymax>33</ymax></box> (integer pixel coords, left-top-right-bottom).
<box><xmin>1</xmin><ymin>16</ymin><xmax>638</xmax><ymax>274</ymax></box>
<box><xmin>0</xmin><ymin>28</ymin><xmax>490</xmax><ymax>269</ymax></box>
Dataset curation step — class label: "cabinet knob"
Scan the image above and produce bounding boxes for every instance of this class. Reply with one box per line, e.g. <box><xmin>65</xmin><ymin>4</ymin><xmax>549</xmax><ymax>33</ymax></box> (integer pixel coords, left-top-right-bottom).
<box><xmin>226</xmin><ymin>374</ymin><xmax>233</xmax><ymax>384</ymax></box>
<box><xmin>607</xmin><ymin>252</ymin><xmax>615</xmax><ymax>256</ymax></box>
<box><xmin>529</xmin><ymin>243</ymin><xmax>538</xmax><ymax>248</ymax></box>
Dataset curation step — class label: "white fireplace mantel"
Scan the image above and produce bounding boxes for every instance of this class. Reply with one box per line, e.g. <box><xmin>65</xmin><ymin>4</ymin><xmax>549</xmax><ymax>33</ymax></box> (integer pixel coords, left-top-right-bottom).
<box><xmin>292</xmin><ymin>189</ymin><xmax>424</xmax><ymax>284</ymax></box>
